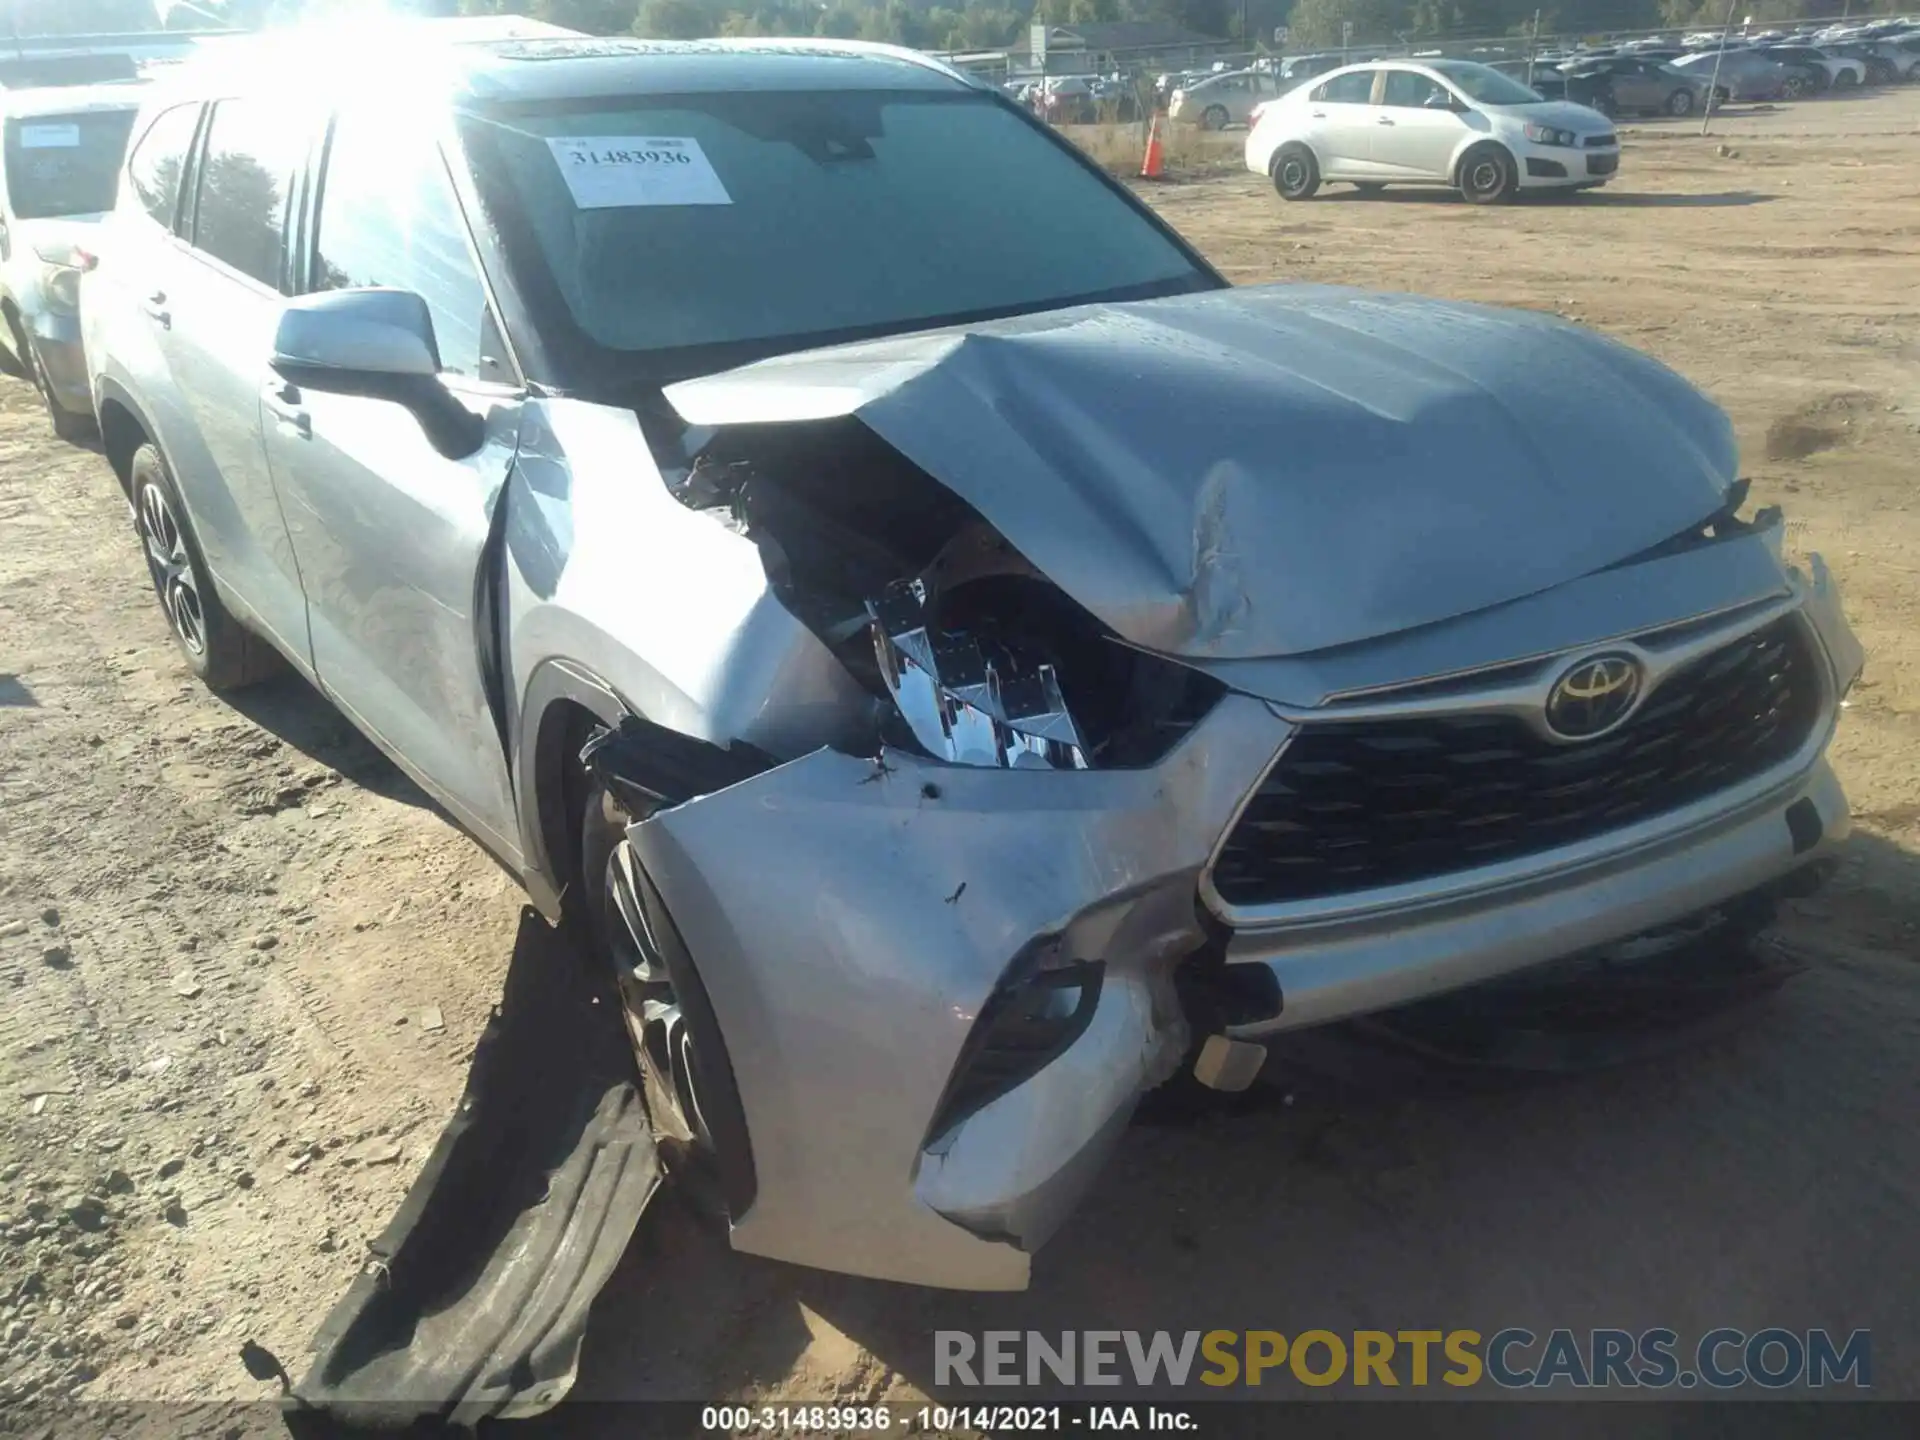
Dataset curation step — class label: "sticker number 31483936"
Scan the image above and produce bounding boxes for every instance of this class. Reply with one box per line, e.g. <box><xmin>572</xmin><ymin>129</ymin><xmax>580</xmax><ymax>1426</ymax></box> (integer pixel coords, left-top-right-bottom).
<box><xmin>545</xmin><ymin>136</ymin><xmax>733</xmax><ymax>209</ymax></box>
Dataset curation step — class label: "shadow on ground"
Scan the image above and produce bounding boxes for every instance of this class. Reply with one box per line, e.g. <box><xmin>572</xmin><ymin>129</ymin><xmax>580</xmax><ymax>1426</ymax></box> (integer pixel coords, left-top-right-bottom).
<box><xmin>224</xmin><ymin>672</ymin><xmax>433</xmax><ymax>810</ymax></box>
<box><xmin>1316</xmin><ymin>188</ymin><xmax>1775</xmax><ymax>208</ymax></box>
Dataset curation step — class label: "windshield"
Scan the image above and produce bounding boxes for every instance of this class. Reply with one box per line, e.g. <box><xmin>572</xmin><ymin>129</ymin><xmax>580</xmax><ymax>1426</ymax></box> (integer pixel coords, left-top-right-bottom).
<box><xmin>3</xmin><ymin>108</ymin><xmax>137</xmax><ymax>219</ymax></box>
<box><xmin>460</xmin><ymin>90</ymin><xmax>1214</xmax><ymax>379</ymax></box>
<box><xmin>1428</xmin><ymin>59</ymin><xmax>1550</xmax><ymax>105</ymax></box>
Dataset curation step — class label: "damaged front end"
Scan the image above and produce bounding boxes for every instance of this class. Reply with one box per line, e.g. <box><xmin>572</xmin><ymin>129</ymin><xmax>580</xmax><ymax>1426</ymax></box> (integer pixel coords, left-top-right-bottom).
<box><xmin>621</xmin><ymin>695</ymin><xmax>1292</xmax><ymax>1288</ymax></box>
<box><xmin>603</xmin><ymin>415</ymin><xmax>1272</xmax><ymax>1286</ymax></box>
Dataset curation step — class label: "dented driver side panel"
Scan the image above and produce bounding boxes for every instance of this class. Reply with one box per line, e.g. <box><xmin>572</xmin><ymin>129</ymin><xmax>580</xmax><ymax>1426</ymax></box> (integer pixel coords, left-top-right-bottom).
<box><xmin>500</xmin><ymin>397</ymin><xmax>876</xmax><ymax>869</ymax></box>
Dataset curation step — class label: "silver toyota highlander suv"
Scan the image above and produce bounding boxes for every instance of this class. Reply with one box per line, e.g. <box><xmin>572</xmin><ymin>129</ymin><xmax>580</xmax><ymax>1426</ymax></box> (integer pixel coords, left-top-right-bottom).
<box><xmin>83</xmin><ymin>30</ymin><xmax>1862</xmax><ymax>1295</ymax></box>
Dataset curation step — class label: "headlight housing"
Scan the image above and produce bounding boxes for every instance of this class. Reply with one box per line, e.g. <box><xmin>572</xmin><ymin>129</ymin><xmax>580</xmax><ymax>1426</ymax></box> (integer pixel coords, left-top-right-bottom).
<box><xmin>871</xmin><ymin>577</ymin><xmax>1090</xmax><ymax>771</ymax></box>
<box><xmin>1523</xmin><ymin>122</ymin><xmax>1579</xmax><ymax>146</ymax></box>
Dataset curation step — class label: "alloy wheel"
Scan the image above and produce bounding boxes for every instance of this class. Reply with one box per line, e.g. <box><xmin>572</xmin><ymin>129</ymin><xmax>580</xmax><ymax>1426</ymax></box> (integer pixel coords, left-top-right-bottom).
<box><xmin>601</xmin><ymin>834</ymin><xmax>707</xmax><ymax>1151</ymax></box>
<box><xmin>137</xmin><ymin>482</ymin><xmax>205</xmax><ymax>656</ymax></box>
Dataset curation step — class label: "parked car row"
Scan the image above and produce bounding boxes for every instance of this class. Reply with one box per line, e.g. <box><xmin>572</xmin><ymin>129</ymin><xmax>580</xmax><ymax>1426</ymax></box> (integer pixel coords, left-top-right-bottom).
<box><xmin>1521</xmin><ymin>20</ymin><xmax>1920</xmax><ymax>110</ymax></box>
<box><xmin>1151</xmin><ymin>16</ymin><xmax>1920</xmax><ymax>132</ymax></box>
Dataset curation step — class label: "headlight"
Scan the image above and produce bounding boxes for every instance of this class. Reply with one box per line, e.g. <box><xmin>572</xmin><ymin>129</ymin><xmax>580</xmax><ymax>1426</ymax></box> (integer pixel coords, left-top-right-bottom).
<box><xmin>870</xmin><ymin>577</ymin><xmax>1090</xmax><ymax>771</ymax></box>
<box><xmin>1523</xmin><ymin>122</ymin><xmax>1578</xmax><ymax>146</ymax></box>
<box><xmin>863</xmin><ymin>562</ymin><xmax>1222</xmax><ymax>773</ymax></box>
<box><xmin>42</xmin><ymin>264</ymin><xmax>80</xmax><ymax>313</ymax></box>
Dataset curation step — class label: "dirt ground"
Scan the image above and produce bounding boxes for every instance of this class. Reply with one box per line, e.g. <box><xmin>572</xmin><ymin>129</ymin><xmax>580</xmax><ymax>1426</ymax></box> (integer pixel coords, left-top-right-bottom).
<box><xmin>2</xmin><ymin>86</ymin><xmax>1919</xmax><ymax>1419</ymax></box>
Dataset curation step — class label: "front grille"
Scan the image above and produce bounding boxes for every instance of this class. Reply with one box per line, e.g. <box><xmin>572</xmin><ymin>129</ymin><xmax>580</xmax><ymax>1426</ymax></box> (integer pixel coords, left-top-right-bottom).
<box><xmin>1585</xmin><ymin>133</ymin><xmax>1618</xmax><ymax>147</ymax></box>
<box><xmin>1210</xmin><ymin>617</ymin><xmax>1824</xmax><ymax>908</ymax></box>
<box><xmin>1587</xmin><ymin>154</ymin><xmax>1620</xmax><ymax>176</ymax></box>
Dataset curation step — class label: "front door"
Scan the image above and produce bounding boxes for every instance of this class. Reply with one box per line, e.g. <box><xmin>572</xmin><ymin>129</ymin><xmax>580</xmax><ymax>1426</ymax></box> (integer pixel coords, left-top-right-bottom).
<box><xmin>259</xmin><ymin>106</ymin><xmax>522</xmax><ymax>853</ymax></box>
<box><xmin>1372</xmin><ymin>70</ymin><xmax>1469</xmax><ymax>180</ymax></box>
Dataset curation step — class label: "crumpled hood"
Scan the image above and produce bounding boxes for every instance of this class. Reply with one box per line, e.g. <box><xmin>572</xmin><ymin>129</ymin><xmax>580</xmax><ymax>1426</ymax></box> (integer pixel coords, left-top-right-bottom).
<box><xmin>665</xmin><ymin>283</ymin><xmax>1738</xmax><ymax>660</ymax></box>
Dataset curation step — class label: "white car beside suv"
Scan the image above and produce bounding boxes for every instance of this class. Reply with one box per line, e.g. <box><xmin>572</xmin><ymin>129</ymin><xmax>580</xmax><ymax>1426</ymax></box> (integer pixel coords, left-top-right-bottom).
<box><xmin>1246</xmin><ymin>58</ymin><xmax>1619</xmax><ymax>203</ymax></box>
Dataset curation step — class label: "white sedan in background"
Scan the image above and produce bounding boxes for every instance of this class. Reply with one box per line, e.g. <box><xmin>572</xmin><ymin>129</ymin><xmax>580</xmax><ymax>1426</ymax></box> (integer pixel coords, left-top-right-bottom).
<box><xmin>1245</xmin><ymin>59</ymin><xmax>1620</xmax><ymax>204</ymax></box>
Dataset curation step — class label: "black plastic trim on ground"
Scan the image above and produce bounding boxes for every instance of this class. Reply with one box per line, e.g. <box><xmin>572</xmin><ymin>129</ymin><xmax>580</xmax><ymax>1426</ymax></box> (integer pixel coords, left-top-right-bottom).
<box><xmin>279</xmin><ymin>909</ymin><xmax>660</xmax><ymax>1431</ymax></box>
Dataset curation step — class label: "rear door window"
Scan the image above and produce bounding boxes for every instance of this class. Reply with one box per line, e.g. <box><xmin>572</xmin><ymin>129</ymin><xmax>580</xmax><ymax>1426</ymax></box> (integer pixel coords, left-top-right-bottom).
<box><xmin>124</xmin><ymin>102</ymin><xmax>201</xmax><ymax>232</ymax></box>
<box><xmin>190</xmin><ymin>98</ymin><xmax>312</xmax><ymax>291</ymax></box>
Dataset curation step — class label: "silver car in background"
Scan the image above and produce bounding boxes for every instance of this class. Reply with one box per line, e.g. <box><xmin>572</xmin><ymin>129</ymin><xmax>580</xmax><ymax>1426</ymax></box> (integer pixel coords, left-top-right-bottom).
<box><xmin>1169</xmin><ymin>68</ymin><xmax>1284</xmax><ymax>128</ymax></box>
<box><xmin>0</xmin><ymin>83</ymin><xmax>141</xmax><ymax>439</ymax></box>
<box><xmin>84</xmin><ymin>31</ymin><xmax>1859</xmax><ymax>1301</ymax></box>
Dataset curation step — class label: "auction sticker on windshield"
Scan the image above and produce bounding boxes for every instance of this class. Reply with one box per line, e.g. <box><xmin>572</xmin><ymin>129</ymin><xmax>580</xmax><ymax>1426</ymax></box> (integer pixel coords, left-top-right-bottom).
<box><xmin>19</xmin><ymin>123</ymin><xmax>81</xmax><ymax>149</ymax></box>
<box><xmin>546</xmin><ymin>136</ymin><xmax>732</xmax><ymax>208</ymax></box>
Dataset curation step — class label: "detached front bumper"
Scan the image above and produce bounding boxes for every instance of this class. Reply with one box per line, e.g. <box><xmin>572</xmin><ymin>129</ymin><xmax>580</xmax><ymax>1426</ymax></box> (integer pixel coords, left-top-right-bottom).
<box><xmin>627</xmin><ymin>694</ymin><xmax>1293</xmax><ymax>1290</ymax></box>
<box><xmin>626</xmin><ymin>562</ymin><xmax>1859</xmax><ymax>1292</ymax></box>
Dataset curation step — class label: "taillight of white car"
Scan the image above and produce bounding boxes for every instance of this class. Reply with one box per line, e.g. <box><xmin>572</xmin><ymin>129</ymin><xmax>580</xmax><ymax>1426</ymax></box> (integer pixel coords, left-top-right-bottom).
<box><xmin>1249</xmin><ymin>101</ymin><xmax>1271</xmax><ymax>124</ymax></box>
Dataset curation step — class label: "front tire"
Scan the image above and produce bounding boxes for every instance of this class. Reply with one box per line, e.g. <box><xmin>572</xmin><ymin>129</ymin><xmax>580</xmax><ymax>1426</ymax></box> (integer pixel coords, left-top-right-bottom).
<box><xmin>1201</xmin><ymin>104</ymin><xmax>1229</xmax><ymax>131</ymax></box>
<box><xmin>1833</xmin><ymin>68</ymin><xmax>1860</xmax><ymax>89</ymax></box>
<box><xmin>1270</xmin><ymin>142</ymin><xmax>1320</xmax><ymax>200</ymax></box>
<box><xmin>1458</xmin><ymin>144</ymin><xmax>1517</xmax><ymax>205</ymax></box>
<box><xmin>1665</xmin><ymin>87</ymin><xmax>1695</xmax><ymax>116</ymax></box>
<box><xmin>578</xmin><ymin>775</ymin><xmax>752</xmax><ymax>1220</ymax></box>
<box><xmin>129</xmin><ymin>444</ymin><xmax>279</xmax><ymax>691</ymax></box>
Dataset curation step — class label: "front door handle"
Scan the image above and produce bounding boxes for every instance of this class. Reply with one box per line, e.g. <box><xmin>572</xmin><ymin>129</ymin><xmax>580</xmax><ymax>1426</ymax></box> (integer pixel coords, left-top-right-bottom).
<box><xmin>263</xmin><ymin>381</ymin><xmax>311</xmax><ymax>440</ymax></box>
<box><xmin>141</xmin><ymin>290</ymin><xmax>170</xmax><ymax>329</ymax></box>
<box><xmin>1377</xmin><ymin>115</ymin><xmax>1396</xmax><ymax>124</ymax></box>
<box><xmin>1311</xmin><ymin>110</ymin><xmax>1327</xmax><ymax>118</ymax></box>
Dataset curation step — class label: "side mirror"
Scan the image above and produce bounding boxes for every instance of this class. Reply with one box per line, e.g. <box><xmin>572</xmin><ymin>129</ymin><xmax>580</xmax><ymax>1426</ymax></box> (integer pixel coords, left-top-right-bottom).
<box><xmin>269</xmin><ymin>288</ymin><xmax>485</xmax><ymax>460</ymax></box>
<box><xmin>1424</xmin><ymin>91</ymin><xmax>1460</xmax><ymax>110</ymax></box>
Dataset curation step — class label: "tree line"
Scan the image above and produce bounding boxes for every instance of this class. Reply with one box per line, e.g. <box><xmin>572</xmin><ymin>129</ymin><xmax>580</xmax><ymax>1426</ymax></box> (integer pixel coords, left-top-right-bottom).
<box><xmin>39</xmin><ymin>0</ymin><xmax>1905</xmax><ymax>62</ymax></box>
<box><xmin>471</xmin><ymin>0</ymin><xmax>1909</xmax><ymax>55</ymax></box>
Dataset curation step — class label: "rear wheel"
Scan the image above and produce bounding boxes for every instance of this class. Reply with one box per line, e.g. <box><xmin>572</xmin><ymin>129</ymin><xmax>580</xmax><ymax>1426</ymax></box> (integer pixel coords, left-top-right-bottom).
<box><xmin>1833</xmin><ymin>68</ymin><xmax>1860</xmax><ymax>89</ymax></box>
<box><xmin>129</xmin><ymin>444</ymin><xmax>279</xmax><ymax>690</ymax></box>
<box><xmin>1270</xmin><ymin>143</ymin><xmax>1319</xmax><ymax>200</ymax></box>
<box><xmin>1200</xmin><ymin>104</ymin><xmax>1229</xmax><ymax>131</ymax></box>
<box><xmin>1458</xmin><ymin>144</ymin><xmax>1517</xmax><ymax>205</ymax></box>
<box><xmin>1782</xmin><ymin>74</ymin><xmax>1811</xmax><ymax>98</ymax></box>
<box><xmin>1665</xmin><ymin>87</ymin><xmax>1695</xmax><ymax>116</ymax></box>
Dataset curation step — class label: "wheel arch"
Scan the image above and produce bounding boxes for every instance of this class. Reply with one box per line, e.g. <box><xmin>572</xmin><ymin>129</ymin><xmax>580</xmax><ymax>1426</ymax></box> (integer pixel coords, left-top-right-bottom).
<box><xmin>1269</xmin><ymin>136</ymin><xmax>1320</xmax><ymax>175</ymax></box>
<box><xmin>516</xmin><ymin>658</ymin><xmax>631</xmax><ymax>923</ymax></box>
<box><xmin>95</xmin><ymin>377</ymin><xmax>159</xmax><ymax>502</ymax></box>
<box><xmin>1452</xmin><ymin>137</ymin><xmax>1514</xmax><ymax>187</ymax></box>
<box><xmin>518</xmin><ymin>657</ymin><xmax>763</xmax><ymax>1222</ymax></box>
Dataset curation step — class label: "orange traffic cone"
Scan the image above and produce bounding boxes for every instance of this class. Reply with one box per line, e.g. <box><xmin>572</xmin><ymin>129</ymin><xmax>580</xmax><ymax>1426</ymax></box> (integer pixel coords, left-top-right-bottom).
<box><xmin>1139</xmin><ymin>115</ymin><xmax>1166</xmax><ymax>180</ymax></box>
